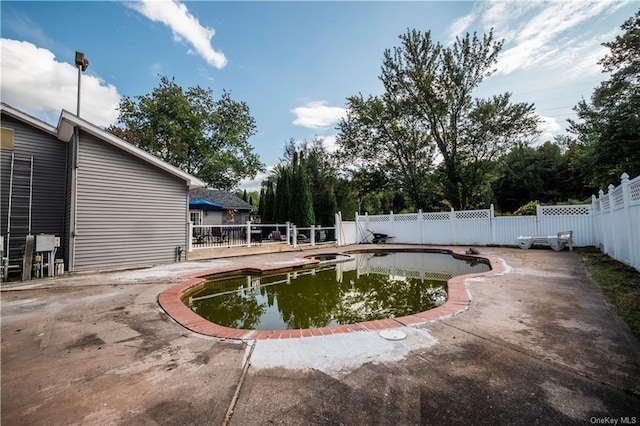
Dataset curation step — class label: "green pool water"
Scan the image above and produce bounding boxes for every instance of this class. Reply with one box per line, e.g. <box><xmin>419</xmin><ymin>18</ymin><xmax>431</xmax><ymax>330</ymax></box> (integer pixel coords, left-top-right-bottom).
<box><xmin>185</xmin><ymin>251</ymin><xmax>489</xmax><ymax>330</ymax></box>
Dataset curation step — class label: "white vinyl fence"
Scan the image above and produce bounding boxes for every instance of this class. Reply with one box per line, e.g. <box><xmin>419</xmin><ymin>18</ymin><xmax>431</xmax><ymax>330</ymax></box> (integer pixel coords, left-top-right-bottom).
<box><xmin>592</xmin><ymin>173</ymin><xmax>640</xmax><ymax>271</ymax></box>
<box><xmin>337</xmin><ymin>173</ymin><xmax>640</xmax><ymax>272</ymax></box>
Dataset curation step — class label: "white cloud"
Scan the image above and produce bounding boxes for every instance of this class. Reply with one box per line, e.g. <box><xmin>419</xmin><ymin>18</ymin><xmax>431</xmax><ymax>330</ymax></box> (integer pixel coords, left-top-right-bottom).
<box><xmin>238</xmin><ymin>167</ymin><xmax>275</xmax><ymax>192</ymax></box>
<box><xmin>536</xmin><ymin>114</ymin><xmax>562</xmax><ymax>143</ymax></box>
<box><xmin>0</xmin><ymin>38</ymin><xmax>121</xmax><ymax>126</ymax></box>
<box><xmin>128</xmin><ymin>0</ymin><xmax>227</xmax><ymax>69</ymax></box>
<box><xmin>447</xmin><ymin>13</ymin><xmax>477</xmax><ymax>42</ymax></box>
<box><xmin>482</xmin><ymin>1</ymin><xmax>538</xmax><ymax>29</ymax></box>
<box><xmin>463</xmin><ymin>0</ymin><xmax>631</xmax><ymax>77</ymax></box>
<box><xmin>315</xmin><ymin>134</ymin><xmax>339</xmax><ymax>153</ymax></box>
<box><xmin>292</xmin><ymin>101</ymin><xmax>347</xmax><ymax>129</ymax></box>
<box><xmin>1</xmin><ymin>9</ymin><xmax>54</xmax><ymax>48</ymax></box>
<box><xmin>149</xmin><ymin>62</ymin><xmax>163</xmax><ymax>77</ymax></box>
<box><xmin>480</xmin><ymin>1</ymin><xmax>539</xmax><ymax>42</ymax></box>
<box><xmin>544</xmin><ymin>28</ymin><xmax>618</xmax><ymax>78</ymax></box>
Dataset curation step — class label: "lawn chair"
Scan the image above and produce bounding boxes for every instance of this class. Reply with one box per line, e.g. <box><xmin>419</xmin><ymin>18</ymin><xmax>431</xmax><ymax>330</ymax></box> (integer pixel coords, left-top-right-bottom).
<box><xmin>517</xmin><ymin>230</ymin><xmax>573</xmax><ymax>252</ymax></box>
<box><xmin>271</xmin><ymin>230</ymin><xmax>285</xmax><ymax>241</ymax></box>
<box><xmin>196</xmin><ymin>227</ymin><xmax>228</xmax><ymax>245</ymax></box>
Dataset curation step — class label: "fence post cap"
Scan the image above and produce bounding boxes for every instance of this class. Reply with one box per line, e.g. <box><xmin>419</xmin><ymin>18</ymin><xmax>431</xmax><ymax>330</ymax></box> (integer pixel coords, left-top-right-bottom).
<box><xmin>621</xmin><ymin>172</ymin><xmax>630</xmax><ymax>181</ymax></box>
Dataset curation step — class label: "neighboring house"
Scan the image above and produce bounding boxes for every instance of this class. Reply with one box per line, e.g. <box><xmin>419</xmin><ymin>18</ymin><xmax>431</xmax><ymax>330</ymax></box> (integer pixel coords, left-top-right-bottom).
<box><xmin>1</xmin><ymin>103</ymin><xmax>204</xmax><ymax>277</ymax></box>
<box><xmin>189</xmin><ymin>188</ymin><xmax>253</xmax><ymax>226</ymax></box>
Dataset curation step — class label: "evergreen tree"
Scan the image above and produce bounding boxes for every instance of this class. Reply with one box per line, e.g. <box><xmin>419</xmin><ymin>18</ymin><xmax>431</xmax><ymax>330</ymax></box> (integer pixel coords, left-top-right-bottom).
<box><xmin>291</xmin><ymin>153</ymin><xmax>315</xmax><ymax>226</ymax></box>
<box><xmin>273</xmin><ymin>168</ymin><xmax>292</xmax><ymax>223</ymax></box>
<box><xmin>261</xmin><ymin>138</ymin><xmax>339</xmax><ymax>224</ymax></box>
<box><xmin>273</xmin><ymin>172</ymin><xmax>284</xmax><ymax>222</ymax></box>
<box><xmin>264</xmin><ymin>180</ymin><xmax>276</xmax><ymax>222</ymax></box>
<box><xmin>257</xmin><ymin>187</ymin><xmax>265</xmax><ymax>219</ymax></box>
<box><xmin>317</xmin><ymin>185</ymin><xmax>337</xmax><ymax>225</ymax></box>
<box><xmin>277</xmin><ymin>167</ymin><xmax>292</xmax><ymax>223</ymax></box>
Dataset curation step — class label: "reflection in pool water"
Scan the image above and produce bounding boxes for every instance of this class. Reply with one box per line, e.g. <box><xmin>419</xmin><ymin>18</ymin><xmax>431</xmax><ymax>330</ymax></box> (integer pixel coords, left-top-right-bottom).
<box><xmin>184</xmin><ymin>251</ymin><xmax>489</xmax><ymax>330</ymax></box>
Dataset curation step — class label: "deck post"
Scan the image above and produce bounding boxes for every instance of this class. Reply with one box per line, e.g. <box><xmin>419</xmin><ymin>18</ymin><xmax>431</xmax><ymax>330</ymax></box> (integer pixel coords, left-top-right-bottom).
<box><xmin>292</xmin><ymin>225</ymin><xmax>297</xmax><ymax>248</ymax></box>
<box><xmin>285</xmin><ymin>222</ymin><xmax>291</xmax><ymax>245</ymax></box>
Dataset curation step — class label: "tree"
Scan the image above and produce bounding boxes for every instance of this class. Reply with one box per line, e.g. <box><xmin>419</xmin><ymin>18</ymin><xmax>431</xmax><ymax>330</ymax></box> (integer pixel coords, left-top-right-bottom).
<box><xmin>108</xmin><ymin>76</ymin><xmax>264</xmax><ymax>190</ymax></box>
<box><xmin>491</xmin><ymin>138</ymin><xmax>593</xmax><ymax>213</ymax></box>
<box><xmin>263</xmin><ymin>179</ymin><xmax>276</xmax><ymax>222</ymax></box>
<box><xmin>257</xmin><ymin>187</ymin><xmax>266</xmax><ymax>219</ymax></box>
<box><xmin>334</xmin><ymin>177</ymin><xmax>359</xmax><ymax>219</ymax></box>
<box><xmin>340</xmin><ymin>29</ymin><xmax>540</xmax><ymax>209</ymax></box>
<box><xmin>492</xmin><ymin>142</ymin><xmax>563</xmax><ymax>212</ymax></box>
<box><xmin>569</xmin><ymin>10</ymin><xmax>640</xmax><ymax>188</ymax></box>
<box><xmin>337</xmin><ymin>93</ymin><xmax>435</xmax><ymax>211</ymax></box>
<box><xmin>260</xmin><ymin>138</ymin><xmax>339</xmax><ymax>225</ymax></box>
<box><xmin>305</xmin><ymin>138</ymin><xmax>338</xmax><ymax>225</ymax></box>
<box><xmin>275</xmin><ymin>166</ymin><xmax>292</xmax><ymax>223</ymax></box>
<box><xmin>290</xmin><ymin>152</ymin><xmax>315</xmax><ymax>227</ymax></box>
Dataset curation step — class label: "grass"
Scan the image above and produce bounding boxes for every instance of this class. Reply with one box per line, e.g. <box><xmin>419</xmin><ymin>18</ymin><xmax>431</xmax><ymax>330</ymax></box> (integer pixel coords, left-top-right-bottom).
<box><xmin>578</xmin><ymin>248</ymin><xmax>640</xmax><ymax>340</ymax></box>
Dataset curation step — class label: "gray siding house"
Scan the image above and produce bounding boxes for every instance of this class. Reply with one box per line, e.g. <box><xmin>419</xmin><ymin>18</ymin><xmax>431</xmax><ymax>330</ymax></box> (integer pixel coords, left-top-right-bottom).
<box><xmin>189</xmin><ymin>188</ymin><xmax>254</xmax><ymax>226</ymax></box>
<box><xmin>1</xmin><ymin>103</ymin><xmax>204</xmax><ymax>276</ymax></box>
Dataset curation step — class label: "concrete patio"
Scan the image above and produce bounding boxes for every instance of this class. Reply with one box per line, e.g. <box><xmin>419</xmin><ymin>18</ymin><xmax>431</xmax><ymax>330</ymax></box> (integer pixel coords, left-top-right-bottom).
<box><xmin>1</xmin><ymin>245</ymin><xmax>639</xmax><ymax>425</ymax></box>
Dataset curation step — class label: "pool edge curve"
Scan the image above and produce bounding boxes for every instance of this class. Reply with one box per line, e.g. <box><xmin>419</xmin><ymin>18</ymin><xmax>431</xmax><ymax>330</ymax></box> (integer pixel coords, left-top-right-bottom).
<box><xmin>157</xmin><ymin>247</ymin><xmax>506</xmax><ymax>340</ymax></box>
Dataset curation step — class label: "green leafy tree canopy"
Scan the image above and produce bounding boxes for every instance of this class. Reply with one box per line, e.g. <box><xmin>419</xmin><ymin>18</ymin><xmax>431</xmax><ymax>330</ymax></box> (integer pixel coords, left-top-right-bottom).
<box><xmin>338</xmin><ymin>29</ymin><xmax>540</xmax><ymax>210</ymax></box>
<box><xmin>108</xmin><ymin>76</ymin><xmax>264</xmax><ymax>190</ymax></box>
<box><xmin>569</xmin><ymin>10</ymin><xmax>640</xmax><ymax>188</ymax></box>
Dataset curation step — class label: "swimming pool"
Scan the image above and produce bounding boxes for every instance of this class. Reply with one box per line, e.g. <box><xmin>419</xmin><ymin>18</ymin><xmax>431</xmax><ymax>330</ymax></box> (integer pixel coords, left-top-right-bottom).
<box><xmin>182</xmin><ymin>250</ymin><xmax>490</xmax><ymax>331</ymax></box>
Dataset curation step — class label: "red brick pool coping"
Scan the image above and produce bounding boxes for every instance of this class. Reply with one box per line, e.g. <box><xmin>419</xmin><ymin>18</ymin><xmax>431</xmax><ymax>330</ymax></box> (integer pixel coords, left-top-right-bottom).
<box><xmin>157</xmin><ymin>248</ymin><xmax>506</xmax><ymax>340</ymax></box>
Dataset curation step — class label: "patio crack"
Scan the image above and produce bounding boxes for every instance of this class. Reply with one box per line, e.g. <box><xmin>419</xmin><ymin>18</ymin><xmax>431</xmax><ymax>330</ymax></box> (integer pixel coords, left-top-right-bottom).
<box><xmin>223</xmin><ymin>339</ymin><xmax>256</xmax><ymax>426</ymax></box>
<box><xmin>439</xmin><ymin>321</ymin><xmax>629</xmax><ymax>394</ymax></box>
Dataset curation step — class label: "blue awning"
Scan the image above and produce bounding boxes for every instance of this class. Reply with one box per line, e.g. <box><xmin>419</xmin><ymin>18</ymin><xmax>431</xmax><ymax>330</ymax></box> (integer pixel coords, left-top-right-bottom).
<box><xmin>189</xmin><ymin>199</ymin><xmax>224</xmax><ymax>211</ymax></box>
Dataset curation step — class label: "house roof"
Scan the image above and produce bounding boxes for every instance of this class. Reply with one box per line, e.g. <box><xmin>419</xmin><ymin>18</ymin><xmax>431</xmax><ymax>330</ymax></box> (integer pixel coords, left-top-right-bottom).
<box><xmin>189</xmin><ymin>188</ymin><xmax>253</xmax><ymax>211</ymax></box>
<box><xmin>1</xmin><ymin>102</ymin><xmax>57</xmax><ymax>136</ymax></box>
<box><xmin>0</xmin><ymin>103</ymin><xmax>206</xmax><ymax>190</ymax></box>
<box><xmin>57</xmin><ymin>110</ymin><xmax>206</xmax><ymax>190</ymax></box>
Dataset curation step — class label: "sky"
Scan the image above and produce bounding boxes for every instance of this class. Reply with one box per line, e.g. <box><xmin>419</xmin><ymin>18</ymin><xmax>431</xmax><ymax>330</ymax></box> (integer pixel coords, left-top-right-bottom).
<box><xmin>1</xmin><ymin>1</ymin><xmax>637</xmax><ymax>191</ymax></box>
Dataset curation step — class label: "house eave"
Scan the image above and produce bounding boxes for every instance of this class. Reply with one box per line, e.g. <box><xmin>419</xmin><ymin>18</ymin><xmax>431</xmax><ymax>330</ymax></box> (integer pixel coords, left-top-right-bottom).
<box><xmin>0</xmin><ymin>103</ymin><xmax>58</xmax><ymax>136</ymax></box>
<box><xmin>57</xmin><ymin>110</ymin><xmax>206</xmax><ymax>190</ymax></box>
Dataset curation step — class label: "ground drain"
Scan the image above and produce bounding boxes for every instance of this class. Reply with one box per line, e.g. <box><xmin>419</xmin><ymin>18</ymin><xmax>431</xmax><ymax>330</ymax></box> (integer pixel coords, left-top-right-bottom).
<box><xmin>379</xmin><ymin>329</ymin><xmax>407</xmax><ymax>341</ymax></box>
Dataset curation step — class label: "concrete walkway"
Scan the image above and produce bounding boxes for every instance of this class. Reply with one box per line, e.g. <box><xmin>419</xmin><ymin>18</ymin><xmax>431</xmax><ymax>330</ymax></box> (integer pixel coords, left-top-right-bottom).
<box><xmin>2</xmin><ymin>246</ymin><xmax>639</xmax><ymax>425</ymax></box>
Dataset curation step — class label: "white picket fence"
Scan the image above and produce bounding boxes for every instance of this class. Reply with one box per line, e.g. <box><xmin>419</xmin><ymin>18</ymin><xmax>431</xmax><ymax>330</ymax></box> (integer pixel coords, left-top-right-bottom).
<box><xmin>337</xmin><ymin>173</ymin><xmax>640</xmax><ymax>271</ymax></box>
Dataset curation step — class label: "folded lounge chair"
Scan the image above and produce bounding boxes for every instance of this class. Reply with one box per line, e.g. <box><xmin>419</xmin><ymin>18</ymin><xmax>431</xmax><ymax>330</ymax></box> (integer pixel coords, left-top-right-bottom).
<box><xmin>517</xmin><ymin>230</ymin><xmax>573</xmax><ymax>252</ymax></box>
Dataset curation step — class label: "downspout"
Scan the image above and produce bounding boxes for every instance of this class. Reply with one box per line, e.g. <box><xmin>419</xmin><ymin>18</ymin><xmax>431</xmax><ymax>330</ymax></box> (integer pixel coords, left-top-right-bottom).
<box><xmin>69</xmin><ymin>60</ymin><xmax>83</xmax><ymax>272</ymax></box>
<box><xmin>69</xmin><ymin>125</ymin><xmax>79</xmax><ymax>272</ymax></box>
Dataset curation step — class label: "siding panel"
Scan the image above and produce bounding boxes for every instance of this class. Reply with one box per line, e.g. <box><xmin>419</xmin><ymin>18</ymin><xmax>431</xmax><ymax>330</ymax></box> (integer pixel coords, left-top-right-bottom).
<box><xmin>0</xmin><ymin>114</ymin><xmax>67</xmax><ymax>265</ymax></box>
<box><xmin>74</xmin><ymin>131</ymin><xmax>188</xmax><ymax>272</ymax></box>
